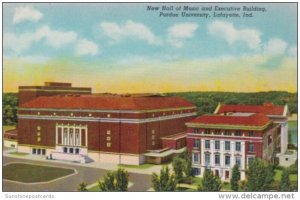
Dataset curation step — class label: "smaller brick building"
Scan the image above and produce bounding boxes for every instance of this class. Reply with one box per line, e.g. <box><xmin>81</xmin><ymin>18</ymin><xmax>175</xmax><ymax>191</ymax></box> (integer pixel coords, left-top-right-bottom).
<box><xmin>186</xmin><ymin>103</ymin><xmax>288</xmax><ymax>181</ymax></box>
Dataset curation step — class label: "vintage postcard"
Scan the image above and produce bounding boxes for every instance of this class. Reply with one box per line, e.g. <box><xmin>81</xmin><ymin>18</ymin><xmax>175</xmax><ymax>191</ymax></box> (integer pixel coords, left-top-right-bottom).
<box><xmin>1</xmin><ymin>1</ymin><xmax>298</xmax><ymax>198</ymax></box>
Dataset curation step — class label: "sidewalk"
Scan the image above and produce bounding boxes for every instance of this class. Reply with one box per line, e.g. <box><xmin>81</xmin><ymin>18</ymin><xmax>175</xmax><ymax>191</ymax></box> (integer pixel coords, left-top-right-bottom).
<box><xmin>3</xmin><ymin>149</ymin><xmax>166</xmax><ymax>175</ymax></box>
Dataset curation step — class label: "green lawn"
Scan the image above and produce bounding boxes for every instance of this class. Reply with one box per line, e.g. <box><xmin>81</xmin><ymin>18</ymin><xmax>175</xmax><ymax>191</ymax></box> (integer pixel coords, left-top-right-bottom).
<box><xmin>3</xmin><ymin>163</ymin><xmax>75</xmax><ymax>183</ymax></box>
<box><xmin>118</xmin><ymin>163</ymin><xmax>154</xmax><ymax>169</ymax></box>
<box><xmin>274</xmin><ymin>169</ymin><xmax>298</xmax><ymax>182</ymax></box>
<box><xmin>9</xmin><ymin>152</ymin><xmax>29</xmax><ymax>156</ymax></box>
<box><xmin>3</xmin><ymin>126</ymin><xmax>16</xmax><ymax>131</ymax></box>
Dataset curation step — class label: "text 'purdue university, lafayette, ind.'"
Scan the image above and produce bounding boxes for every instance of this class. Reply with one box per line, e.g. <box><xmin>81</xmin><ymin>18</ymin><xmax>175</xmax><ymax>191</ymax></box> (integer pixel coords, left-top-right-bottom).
<box><xmin>146</xmin><ymin>5</ymin><xmax>267</xmax><ymax>18</ymax></box>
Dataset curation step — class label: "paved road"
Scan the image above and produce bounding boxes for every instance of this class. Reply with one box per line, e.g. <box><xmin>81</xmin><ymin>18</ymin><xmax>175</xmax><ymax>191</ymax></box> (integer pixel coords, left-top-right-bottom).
<box><xmin>3</xmin><ymin>156</ymin><xmax>152</xmax><ymax>192</ymax></box>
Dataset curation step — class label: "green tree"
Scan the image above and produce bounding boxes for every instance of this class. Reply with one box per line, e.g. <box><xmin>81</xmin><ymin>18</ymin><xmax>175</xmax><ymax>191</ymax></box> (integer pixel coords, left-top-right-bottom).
<box><xmin>77</xmin><ymin>182</ymin><xmax>88</xmax><ymax>191</ymax></box>
<box><xmin>98</xmin><ymin>168</ymin><xmax>129</xmax><ymax>191</ymax></box>
<box><xmin>3</xmin><ymin>93</ymin><xmax>18</xmax><ymax>125</ymax></box>
<box><xmin>172</xmin><ymin>156</ymin><xmax>184</xmax><ymax>183</ymax></box>
<box><xmin>180</xmin><ymin>150</ymin><xmax>192</xmax><ymax>177</ymax></box>
<box><xmin>115</xmin><ymin>168</ymin><xmax>129</xmax><ymax>191</ymax></box>
<box><xmin>280</xmin><ymin>169</ymin><xmax>291</xmax><ymax>191</ymax></box>
<box><xmin>152</xmin><ymin>166</ymin><xmax>177</xmax><ymax>191</ymax></box>
<box><xmin>246</xmin><ymin>158</ymin><xmax>275</xmax><ymax>191</ymax></box>
<box><xmin>230</xmin><ymin>164</ymin><xmax>241</xmax><ymax>191</ymax></box>
<box><xmin>198</xmin><ymin>168</ymin><xmax>222</xmax><ymax>191</ymax></box>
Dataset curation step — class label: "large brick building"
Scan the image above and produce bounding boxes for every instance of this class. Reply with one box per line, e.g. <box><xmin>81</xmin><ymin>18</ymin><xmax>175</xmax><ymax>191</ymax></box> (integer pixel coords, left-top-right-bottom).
<box><xmin>16</xmin><ymin>82</ymin><xmax>197</xmax><ymax>165</ymax></box>
<box><xmin>186</xmin><ymin>103</ymin><xmax>289</xmax><ymax>181</ymax></box>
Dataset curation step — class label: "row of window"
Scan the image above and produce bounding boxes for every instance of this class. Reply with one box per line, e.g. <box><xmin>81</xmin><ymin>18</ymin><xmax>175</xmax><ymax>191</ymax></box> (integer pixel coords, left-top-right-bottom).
<box><xmin>193</xmin><ymin>153</ymin><xmax>241</xmax><ymax>167</ymax></box>
<box><xmin>193</xmin><ymin>129</ymin><xmax>255</xmax><ymax>137</ymax></box>
<box><xmin>193</xmin><ymin>153</ymin><xmax>255</xmax><ymax>167</ymax></box>
<box><xmin>32</xmin><ymin>148</ymin><xmax>46</xmax><ymax>155</ymax></box>
<box><xmin>63</xmin><ymin>147</ymin><xmax>80</xmax><ymax>154</ymax></box>
<box><xmin>193</xmin><ymin>139</ymin><xmax>255</xmax><ymax>152</ymax></box>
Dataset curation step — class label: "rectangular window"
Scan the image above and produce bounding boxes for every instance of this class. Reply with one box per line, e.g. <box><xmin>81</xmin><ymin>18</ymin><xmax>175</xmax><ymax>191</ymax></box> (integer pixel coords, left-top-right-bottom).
<box><xmin>152</xmin><ymin>141</ymin><xmax>155</xmax><ymax>146</ymax></box>
<box><xmin>152</xmin><ymin>135</ymin><xmax>155</xmax><ymax>140</ymax></box>
<box><xmin>37</xmin><ymin>126</ymin><xmax>41</xmax><ymax>131</ymax></box>
<box><xmin>107</xmin><ymin>136</ymin><xmax>111</xmax><ymax>141</ymax></box>
<box><xmin>215</xmin><ymin>154</ymin><xmax>220</xmax><ymax>165</ymax></box>
<box><xmin>205</xmin><ymin>140</ymin><xmax>210</xmax><ymax>149</ymax></box>
<box><xmin>248</xmin><ymin>157</ymin><xmax>254</xmax><ymax>165</ymax></box>
<box><xmin>225</xmin><ymin>155</ymin><xmax>231</xmax><ymax>166</ymax></box>
<box><xmin>32</xmin><ymin>148</ymin><xmax>36</xmax><ymax>154</ymax></box>
<box><xmin>63</xmin><ymin>147</ymin><xmax>68</xmax><ymax>153</ymax></box>
<box><xmin>37</xmin><ymin>137</ymin><xmax>41</xmax><ymax>142</ymax></box>
<box><xmin>235</xmin><ymin>142</ymin><xmax>241</xmax><ymax>151</ymax></box>
<box><xmin>204</xmin><ymin>129</ymin><xmax>210</xmax><ymax>135</ymax></box>
<box><xmin>224</xmin><ymin>130</ymin><xmax>231</xmax><ymax>136</ymax></box>
<box><xmin>192</xmin><ymin>168</ymin><xmax>201</xmax><ymax>176</ymax></box>
<box><xmin>69</xmin><ymin>148</ymin><xmax>74</xmax><ymax>154</ymax></box>
<box><xmin>235</xmin><ymin>131</ymin><xmax>242</xmax><ymax>136</ymax></box>
<box><xmin>215</xmin><ymin>170</ymin><xmax>220</xmax><ymax>177</ymax></box>
<box><xmin>205</xmin><ymin>153</ymin><xmax>210</xmax><ymax>165</ymax></box>
<box><xmin>37</xmin><ymin>149</ymin><xmax>41</xmax><ymax>155</ymax></box>
<box><xmin>75</xmin><ymin>132</ymin><xmax>80</xmax><ymax>146</ymax></box>
<box><xmin>225</xmin><ymin>141</ymin><xmax>231</xmax><ymax>151</ymax></box>
<box><xmin>248</xmin><ymin>143</ymin><xmax>254</xmax><ymax>152</ymax></box>
<box><xmin>214</xmin><ymin>130</ymin><xmax>221</xmax><ymax>135</ymax></box>
<box><xmin>215</xmin><ymin>140</ymin><xmax>220</xmax><ymax>150</ymax></box>
<box><xmin>248</xmin><ymin>131</ymin><xmax>254</xmax><ymax>137</ymax></box>
<box><xmin>107</xmin><ymin>142</ymin><xmax>111</xmax><ymax>147</ymax></box>
<box><xmin>107</xmin><ymin>130</ymin><xmax>111</xmax><ymax>135</ymax></box>
<box><xmin>193</xmin><ymin>153</ymin><xmax>200</xmax><ymax>163</ymax></box>
<box><xmin>235</xmin><ymin>157</ymin><xmax>241</xmax><ymax>167</ymax></box>
<box><xmin>225</xmin><ymin>171</ymin><xmax>230</xmax><ymax>179</ymax></box>
<box><xmin>42</xmin><ymin>149</ymin><xmax>46</xmax><ymax>155</ymax></box>
<box><xmin>152</xmin><ymin>130</ymin><xmax>155</xmax><ymax>134</ymax></box>
<box><xmin>75</xmin><ymin>148</ymin><xmax>79</xmax><ymax>154</ymax></box>
<box><xmin>194</xmin><ymin>128</ymin><xmax>199</xmax><ymax>133</ymax></box>
<box><xmin>193</xmin><ymin>139</ymin><xmax>200</xmax><ymax>148</ymax></box>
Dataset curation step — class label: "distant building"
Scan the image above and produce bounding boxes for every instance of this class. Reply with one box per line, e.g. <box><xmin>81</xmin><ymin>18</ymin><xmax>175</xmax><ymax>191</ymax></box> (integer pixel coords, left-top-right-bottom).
<box><xmin>15</xmin><ymin>82</ymin><xmax>197</xmax><ymax>165</ymax></box>
<box><xmin>186</xmin><ymin>103</ymin><xmax>288</xmax><ymax>181</ymax></box>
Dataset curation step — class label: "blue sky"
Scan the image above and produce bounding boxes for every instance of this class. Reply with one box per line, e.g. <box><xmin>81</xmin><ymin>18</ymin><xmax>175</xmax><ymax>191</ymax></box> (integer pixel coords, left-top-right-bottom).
<box><xmin>3</xmin><ymin>3</ymin><xmax>297</xmax><ymax>93</ymax></box>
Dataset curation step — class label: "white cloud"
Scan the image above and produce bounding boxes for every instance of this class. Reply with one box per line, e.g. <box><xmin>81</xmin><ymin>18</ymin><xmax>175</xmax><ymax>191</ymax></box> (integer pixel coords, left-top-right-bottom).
<box><xmin>13</xmin><ymin>6</ymin><xmax>43</xmax><ymax>24</ymax></box>
<box><xmin>263</xmin><ymin>38</ymin><xmax>287</xmax><ymax>55</ymax></box>
<box><xmin>4</xmin><ymin>26</ymin><xmax>78</xmax><ymax>53</ymax></box>
<box><xmin>3</xmin><ymin>32</ymin><xmax>35</xmax><ymax>53</ymax></box>
<box><xmin>167</xmin><ymin>23</ymin><xmax>198</xmax><ymax>48</ymax></box>
<box><xmin>100</xmin><ymin>20</ymin><xmax>161</xmax><ymax>45</ymax></box>
<box><xmin>75</xmin><ymin>39</ymin><xmax>99</xmax><ymax>56</ymax></box>
<box><xmin>35</xmin><ymin>26</ymin><xmax>78</xmax><ymax>48</ymax></box>
<box><xmin>208</xmin><ymin>20</ymin><xmax>261</xmax><ymax>50</ymax></box>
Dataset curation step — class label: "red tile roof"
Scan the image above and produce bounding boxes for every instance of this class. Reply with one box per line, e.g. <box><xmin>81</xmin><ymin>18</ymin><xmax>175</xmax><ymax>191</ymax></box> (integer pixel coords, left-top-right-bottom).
<box><xmin>216</xmin><ymin>104</ymin><xmax>285</xmax><ymax>116</ymax></box>
<box><xmin>20</xmin><ymin>95</ymin><xmax>195</xmax><ymax>110</ymax></box>
<box><xmin>188</xmin><ymin>113</ymin><xmax>271</xmax><ymax>127</ymax></box>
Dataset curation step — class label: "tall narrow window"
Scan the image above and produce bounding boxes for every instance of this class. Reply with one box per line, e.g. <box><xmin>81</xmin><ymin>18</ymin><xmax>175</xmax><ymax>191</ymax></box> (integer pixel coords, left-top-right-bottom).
<box><xmin>225</xmin><ymin>141</ymin><xmax>231</xmax><ymax>151</ymax></box>
<box><xmin>69</xmin><ymin>129</ymin><xmax>74</xmax><ymax>145</ymax></box>
<box><xmin>235</xmin><ymin>142</ymin><xmax>241</xmax><ymax>151</ymax></box>
<box><xmin>193</xmin><ymin>139</ymin><xmax>200</xmax><ymax>148</ymax></box>
<box><xmin>215</xmin><ymin>140</ymin><xmax>220</xmax><ymax>150</ymax></box>
<box><xmin>225</xmin><ymin>155</ymin><xmax>231</xmax><ymax>166</ymax></box>
<box><xmin>215</xmin><ymin>154</ymin><xmax>220</xmax><ymax>165</ymax></box>
<box><xmin>205</xmin><ymin>140</ymin><xmax>210</xmax><ymax>149</ymax></box>
<box><xmin>205</xmin><ymin>153</ymin><xmax>210</xmax><ymax>165</ymax></box>
<box><xmin>235</xmin><ymin>157</ymin><xmax>241</xmax><ymax>167</ymax></box>
<box><xmin>248</xmin><ymin>143</ymin><xmax>254</xmax><ymax>152</ymax></box>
